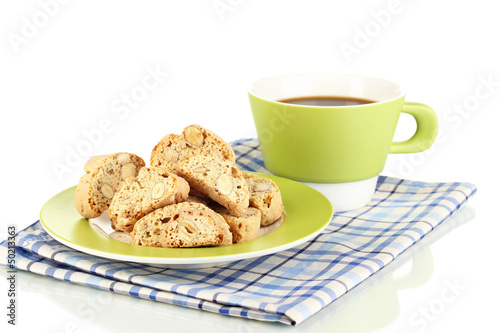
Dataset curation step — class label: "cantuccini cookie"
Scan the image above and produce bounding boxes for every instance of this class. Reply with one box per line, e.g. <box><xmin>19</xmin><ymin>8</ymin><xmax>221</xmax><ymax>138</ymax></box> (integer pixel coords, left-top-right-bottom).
<box><xmin>150</xmin><ymin>124</ymin><xmax>235</xmax><ymax>172</ymax></box>
<box><xmin>212</xmin><ymin>204</ymin><xmax>261</xmax><ymax>243</ymax></box>
<box><xmin>132</xmin><ymin>202</ymin><xmax>232</xmax><ymax>248</ymax></box>
<box><xmin>243</xmin><ymin>173</ymin><xmax>284</xmax><ymax>226</ymax></box>
<box><xmin>74</xmin><ymin>153</ymin><xmax>145</xmax><ymax>219</ymax></box>
<box><xmin>109</xmin><ymin>167</ymin><xmax>190</xmax><ymax>233</ymax></box>
<box><xmin>176</xmin><ymin>154</ymin><xmax>250</xmax><ymax>217</ymax></box>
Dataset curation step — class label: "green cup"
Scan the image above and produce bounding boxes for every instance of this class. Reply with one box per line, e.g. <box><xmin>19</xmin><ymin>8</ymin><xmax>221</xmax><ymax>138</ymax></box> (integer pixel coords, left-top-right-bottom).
<box><xmin>248</xmin><ymin>73</ymin><xmax>438</xmax><ymax>211</ymax></box>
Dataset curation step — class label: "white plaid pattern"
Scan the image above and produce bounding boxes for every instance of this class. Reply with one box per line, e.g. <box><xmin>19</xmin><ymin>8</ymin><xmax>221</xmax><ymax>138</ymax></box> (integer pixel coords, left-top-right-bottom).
<box><xmin>0</xmin><ymin>138</ymin><xmax>476</xmax><ymax>326</ymax></box>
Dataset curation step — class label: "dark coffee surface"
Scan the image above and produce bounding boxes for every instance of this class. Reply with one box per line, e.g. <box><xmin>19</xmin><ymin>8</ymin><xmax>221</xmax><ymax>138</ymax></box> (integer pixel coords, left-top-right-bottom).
<box><xmin>279</xmin><ymin>96</ymin><xmax>375</xmax><ymax>106</ymax></box>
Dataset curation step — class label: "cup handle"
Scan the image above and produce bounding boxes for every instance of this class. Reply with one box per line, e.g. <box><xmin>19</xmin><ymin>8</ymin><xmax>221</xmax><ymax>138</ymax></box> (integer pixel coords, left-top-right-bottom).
<box><xmin>390</xmin><ymin>102</ymin><xmax>439</xmax><ymax>154</ymax></box>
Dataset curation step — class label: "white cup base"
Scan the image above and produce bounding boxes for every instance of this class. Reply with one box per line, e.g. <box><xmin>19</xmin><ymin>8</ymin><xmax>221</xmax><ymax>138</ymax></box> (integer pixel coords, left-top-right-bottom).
<box><xmin>301</xmin><ymin>176</ymin><xmax>379</xmax><ymax>213</ymax></box>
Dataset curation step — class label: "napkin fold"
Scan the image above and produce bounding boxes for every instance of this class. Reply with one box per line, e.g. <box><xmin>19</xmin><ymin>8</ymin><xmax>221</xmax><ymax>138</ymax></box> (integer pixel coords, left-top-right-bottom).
<box><xmin>0</xmin><ymin>139</ymin><xmax>476</xmax><ymax>326</ymax></box>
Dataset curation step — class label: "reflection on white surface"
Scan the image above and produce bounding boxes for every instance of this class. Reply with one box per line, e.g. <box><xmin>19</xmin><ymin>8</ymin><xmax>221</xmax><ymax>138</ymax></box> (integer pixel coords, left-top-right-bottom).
<box><xmin>0</xmin><ymin>206</ymin><xmax>474</xmax><ymax>333</ymax></box>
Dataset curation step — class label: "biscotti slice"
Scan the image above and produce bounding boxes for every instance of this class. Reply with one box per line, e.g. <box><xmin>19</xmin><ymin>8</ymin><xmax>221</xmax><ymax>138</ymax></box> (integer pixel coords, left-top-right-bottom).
<box><xmin>109</xmin><ymin>167</ymin><xmax>190</xmax><ymax>233</ymax></box>
<box><xmin>150</xmin><ymin>124</ymin><xmax>235</xmax><ymax>172</ymax></box>
<box><xmin>243</xmin><ymin>173</ymin><xmax>284</xmax><ymax>226</ymax></box>
<box><xmin>74</xmin><ymin>153</ymin><xmax>145</xmax><ymax>219</ymax></box>
<box><xmin>150</xmin><ymin>133</ymin><xmax>188</xmax><ymax>172</ymax></box>
<box><xmin>212</xmin><ymin>205</ymin><xmax>261</xmax><ymax>243</ymax></box>
<box><xmin>176</xmin><ymin>154</ymin><xmax>250</xmax><ymax>217</ymax></box>
<box><xmin>132</xmin><ymin>202</ymin><xmax>232</xmax><ymax>248</ymax></box>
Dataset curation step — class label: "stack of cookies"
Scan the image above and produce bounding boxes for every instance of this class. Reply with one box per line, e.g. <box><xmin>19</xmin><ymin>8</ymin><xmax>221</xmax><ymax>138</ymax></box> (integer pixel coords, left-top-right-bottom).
<box><xmin>74</xmin><ymin>125</ymin><xmax>284</xmax><ymax>248</ymax></box>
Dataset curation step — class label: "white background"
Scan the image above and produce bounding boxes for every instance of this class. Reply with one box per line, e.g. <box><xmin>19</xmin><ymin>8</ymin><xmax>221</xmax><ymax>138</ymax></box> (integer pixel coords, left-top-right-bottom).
<box><xmin>1</xmin><ymin>0</ymin><xmax>499</xmax><ymax>332</ymax></box>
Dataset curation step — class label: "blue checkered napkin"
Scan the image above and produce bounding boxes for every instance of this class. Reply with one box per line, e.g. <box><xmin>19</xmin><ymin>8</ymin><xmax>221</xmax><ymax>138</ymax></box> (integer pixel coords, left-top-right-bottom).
<box><xmin>0</xmin><ymin>139</ymin><xmax>476</xmax><ymax>326</ymax></box>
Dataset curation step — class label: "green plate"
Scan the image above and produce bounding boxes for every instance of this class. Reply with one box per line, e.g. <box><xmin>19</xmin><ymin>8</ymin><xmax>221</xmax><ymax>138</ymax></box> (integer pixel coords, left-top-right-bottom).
<box><xmin>40</xmin><ymin>173</ymin><xmax>334</xmax><ymax>268</ymax></box>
